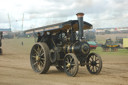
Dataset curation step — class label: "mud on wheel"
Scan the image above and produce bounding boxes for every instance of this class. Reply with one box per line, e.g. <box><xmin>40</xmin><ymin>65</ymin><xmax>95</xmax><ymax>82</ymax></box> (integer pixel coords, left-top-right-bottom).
<box><xmin>64</xmin><ymin>53</ymin><xmax>79</xmax><ymax>77</ymax></box>
<box><xmin>86</xmin><ymin>53</ymin><xmax>102</xmax><ymax>74</ymax></box>
<box><xmin>30</xmin><ymin>42</ymin><xmax>50</xmax><ymax>74</ymax></box>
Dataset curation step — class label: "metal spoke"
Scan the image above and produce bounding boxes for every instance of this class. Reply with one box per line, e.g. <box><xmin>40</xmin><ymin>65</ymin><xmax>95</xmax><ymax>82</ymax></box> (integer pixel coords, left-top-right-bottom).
<box><xmin>70</xmin><ymin>58</ymin><xmax>73</xmax><ymax>63</ymax></box>
<box><xmin>70</xmin><ymin>68</ymin><xmax>72</xmax><ymax>74</ymax></box>
<box><xmin>68</xmin><ymin>57</ymin><xmax>71</xmax><ymax>63</ymax></box>
<box><xmin>96</xmin><ymin>64</ymin><xmax>100</xmax><ymax>67</ymax></box>
<box><xmin>34</xmin><ymin>49</ymin><xmax>38</xmax><ymax>56</ymax></box>
<box><xmin>96</xmin><ymin>63</ymin><xmax>99</xmax><ymax>64</ymax></box>
<box><xmin>95</xmin><ymin>66</ymin><xmax>99</xmax><ymax>71</ymax></box>
<box><xmin>37</xmin><ymin>45</ymin><xmax>40</xmax><ymax>52</ymax></box>
<box><xmin>32</xmin><ymin>56</ymin><xmax>36</xmax><ymax>58</ymax></box>
<box><xmin>91</xmin><ymin>66</ymin><xmax>94</xmax><ymax>72</ymax></box>
<box><xmin>40</xmin><ymin>53</ymin><xmax>44</xmax><ymax>56</ymax></box>
<box><xmin>40</xmin><ymin>61</ymin><xmax>44</xmax><ymax>65</ymax></box>
<box><xmin>71</xmin><ymin>64</ymin><xmax>75</xmax><ymax>66</ymax></box>
<box><xmin>94</xmin><ymin>66</ymin><xmax>97</xmax><ymax>71</ymax></box>
<box><xmin>38</xmin><ymin>63</ymin><xmax>41</xmax><ymax>70</ymax></box>
<box><xmin>89</xmin><ymin>60</ymin><xmax>92</xmax><ymax>63</ymax></box>
<box><xmin>95</xmin><ymin>65</ymin><xmax>99</xmax><ymax>68</ymax></box>
<box><xmin>65</xmin><ymin>60</ymin><xmax>69</xmax><ymax>64</ymax></box>
<box><xmin>39</xmin><ymin>48</ymin><xmax>43</xmax><ymax>54</ymax></box>
<box><xmin>93</xmin><ymin>55</ymin><xmax>95</xmax><ymax>61</ymax></box>
<box><xmin>66</xmin><ymin>65</ymin><xmax>68</xmax><ymax>68</ymax></box>
<box><xmin>93</xmin><ymin>55</ymin><xmax>96</xmax><ymax>61</ymax></box>
<box><xmin>70</xmin><ymin>67</ymin><xmax>74</xmax><ymax>74</ymax></box>
<box><xmin>89</xmin><ymin>58</ymin><xmax>93</xmax><ymax>61</ymax></box>
<box><xmin>33</xmin><ymin>62</ymin><xmax>38</xmax><ymax>66</ymax></box>
<box><xmin>89</xmin><ymin>65</ymin><xmax>92</xmax><ymax>70</ymax></box>
<box><xmin>93</xmin><ymin>66</ymin><xmax>95</xmax><ymax>72</ymax></box>
<box><xmin>92</xmin><ymin>55</ymin><xmax>94</xmax><ymax>61</ymax></box>
<box><xmin>40</xmin><ymin>57</ymin><xmax>45</xmax><ymax>61</ymax></box>
<box><xmin>91</xmin><ymin>56</ymin><xmax>94</xmax><ymax>61</ymax></box>
<box><xmin>66</xmin><ymin>57</ymin><xmax>70</xmax><ymax>63</ymax></box>
<box><xmin>66</xmin><ymin>67</ymin><xmax>70</xmax><ymax>72</ymax></box>
<box><xmin>39</xmin><ymin>48</ymin><xmax>43</xmax><ymax>55</ymax></box>
<box><xmin>94</xmin><ymin>66</ymin><xmax>96</xmax><ymax>72</ymax></box>
<box><xmin>96</xmin><ymin>59</ymin><xmax>99</xmax><ymax>61</ymax></box>
<box><xmin>89</xmin><ymin>66</ymin><xmax>92</xmax><ymax>71</ymax></box>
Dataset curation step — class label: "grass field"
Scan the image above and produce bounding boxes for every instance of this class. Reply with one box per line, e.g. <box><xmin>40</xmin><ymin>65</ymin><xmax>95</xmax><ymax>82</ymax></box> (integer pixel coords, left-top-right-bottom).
<box><xmin>3</xmin><ymin>37</ymin><xmax>128</xmax><ymax>56</ymax></box>
<box><xmin>3</xmin><ymin>37</ymin><xmax>35</xmax><ymax>54</ymax></box>
<box><xmin>92</xmin><ymin>47</ymin><xmax>128</xmax><ymax>56</ymax></box>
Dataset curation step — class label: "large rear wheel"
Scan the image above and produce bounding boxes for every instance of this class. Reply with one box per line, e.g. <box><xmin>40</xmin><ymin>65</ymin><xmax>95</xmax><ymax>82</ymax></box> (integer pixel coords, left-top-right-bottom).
<box><xmin>30</xmin><ymin>42</ymin><xmax>50</xmax><ymax>74</ymax></box>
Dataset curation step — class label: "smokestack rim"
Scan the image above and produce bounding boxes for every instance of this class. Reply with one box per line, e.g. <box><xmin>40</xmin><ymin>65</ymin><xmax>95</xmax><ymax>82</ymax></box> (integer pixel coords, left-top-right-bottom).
<box><xmin>76</xmin><ymin>13</ymin><xmax>84</xmax><ymax>17</ymax></box>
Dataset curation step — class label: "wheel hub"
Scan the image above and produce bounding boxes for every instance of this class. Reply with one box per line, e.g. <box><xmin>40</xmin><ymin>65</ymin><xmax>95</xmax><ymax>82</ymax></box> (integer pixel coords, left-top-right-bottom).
<box><xmin>67</xmin><ymin>63</ymin><xmax>71</xmax><ymax>68</ymax></box>
<box><xmin>91</xmin><ymin>61</ymin><xmax>96</xmax><ymax>66</ymax></box>
<box><xmin>36</xmin><ymin>56</ymin><xmax>40</xmax><ymax>61</ymax></box>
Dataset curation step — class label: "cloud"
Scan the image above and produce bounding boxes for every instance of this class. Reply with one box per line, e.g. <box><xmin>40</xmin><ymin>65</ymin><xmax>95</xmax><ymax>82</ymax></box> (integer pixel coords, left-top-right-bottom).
<box><xmin>0</xmin><ymin>12</ymin><xmax>8</xmax><ymax>23</ymax></box>
<box><xmin>26</xmin><ymin>0</ymin><xmax>93</xmax><ymax>18</ymax></box>
<box><xmin>0</xmin><ymin>0</ymin><xmax>128</xmax><ymax>31</ymax></box>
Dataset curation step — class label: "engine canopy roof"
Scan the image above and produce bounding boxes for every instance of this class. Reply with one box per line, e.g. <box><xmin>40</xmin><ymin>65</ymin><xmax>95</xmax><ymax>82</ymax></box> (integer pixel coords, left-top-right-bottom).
<box><xmin>25</xmin><ymin>20</ymin><xmax>92</xmax><ymax>34</ymax></box>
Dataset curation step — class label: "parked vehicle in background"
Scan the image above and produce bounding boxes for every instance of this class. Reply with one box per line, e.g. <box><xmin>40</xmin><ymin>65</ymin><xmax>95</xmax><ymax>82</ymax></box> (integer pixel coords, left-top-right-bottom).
<box><xmin>101</xmin><ymin>38</ymin><xmax>120</xmax><ymax>52</ymax></box>
<box><xmin>115</xmin><ymin>37</ymin><xmax>128</xmax><ymax>49</ymax></box>
<box><xmin>87</xmin><ymin>41</ymin><xmax>98</xmax><ymax>50</ymax></box>
<box><xmin>123</xmin><ymin>38</ymin><xmax>128</xmax><ymax>49</ymax></box>
<box><xmin>84</xmin><ymin>31</ymin><xmax>97</xmax><ymax>50</ymax></box>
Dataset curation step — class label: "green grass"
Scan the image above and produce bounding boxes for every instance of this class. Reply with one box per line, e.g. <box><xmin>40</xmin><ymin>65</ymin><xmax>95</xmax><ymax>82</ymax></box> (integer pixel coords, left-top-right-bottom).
<box><xmin>91</xmin><ymin>47</ymin><xmax>128</xmax><ymax>56</ymax></box>
<box><xmin>3</xmin><ymin>38</ymin><xmax>128</xmax><ymax>56</ymax></box>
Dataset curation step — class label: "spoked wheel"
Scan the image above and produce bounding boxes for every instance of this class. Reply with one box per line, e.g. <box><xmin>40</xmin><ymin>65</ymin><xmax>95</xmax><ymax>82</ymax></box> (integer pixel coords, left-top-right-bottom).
<box><xmin>64</xmin><ymin>53</ymin><xmax>79</xmax><ymax>77</ymax></box>
<box><xmin>86</xmin><ymin>53</ymin><xmax>102</xmax><ymax>74</ymax></box>
<box><xmin>30</xmin><ymin>42</ymin><xmax>50</xmax><ymax>74</ymax></box>
<box><xmin>56</xmin><ymin>65</ymin><xmax>64</xmax><ymax>72</ymax></box>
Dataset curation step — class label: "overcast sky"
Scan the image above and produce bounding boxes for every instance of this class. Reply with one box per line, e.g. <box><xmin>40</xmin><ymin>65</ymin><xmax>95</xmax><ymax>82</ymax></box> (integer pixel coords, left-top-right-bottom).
<box><xmin>0</xmin><ymin>0</ymin><xmax>128</xmax><ymax>31</ymax></box>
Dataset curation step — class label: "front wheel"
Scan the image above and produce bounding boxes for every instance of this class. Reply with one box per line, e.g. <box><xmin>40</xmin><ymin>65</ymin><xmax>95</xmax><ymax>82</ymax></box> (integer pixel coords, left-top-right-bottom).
<box><xmin>86</xmin><ymin>53</ymin><xmax>102</xmax><ymax>74</ymax></box>
<box><xmin>64</xmin><ymin>53</ymin><xmax>79</xmax><ymax>77</ymax></box>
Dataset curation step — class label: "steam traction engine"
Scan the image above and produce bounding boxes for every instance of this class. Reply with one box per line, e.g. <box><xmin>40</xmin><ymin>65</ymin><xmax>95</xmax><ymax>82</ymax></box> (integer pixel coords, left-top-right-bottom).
<box><xmin>26</xmin><ymin>13</ymin><xmax>102</xmax><ymax>77</ymax></box>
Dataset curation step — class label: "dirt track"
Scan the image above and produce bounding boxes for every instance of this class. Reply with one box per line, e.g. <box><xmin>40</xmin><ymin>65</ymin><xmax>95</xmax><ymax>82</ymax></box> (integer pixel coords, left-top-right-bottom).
<box><xmin>0</xmin><ymin>39</ymin><xmax>128</xmax><ymax>85</ymax></box>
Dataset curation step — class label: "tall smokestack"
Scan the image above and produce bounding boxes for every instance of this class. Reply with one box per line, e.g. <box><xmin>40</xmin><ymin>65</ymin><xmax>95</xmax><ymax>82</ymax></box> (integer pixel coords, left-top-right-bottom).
<box><xmin>76</xmin><ymin>13</ymin><xmax>84</xmax><ymax>40</ymax></box>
